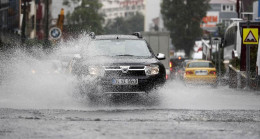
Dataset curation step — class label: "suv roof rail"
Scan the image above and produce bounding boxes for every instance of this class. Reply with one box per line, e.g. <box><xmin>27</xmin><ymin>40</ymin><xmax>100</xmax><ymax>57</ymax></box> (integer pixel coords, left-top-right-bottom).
<box><xmin>89</xmin><ymin>32</ymin><xmax>95</xmax><ymax>39</ymax></box>
<box><xmin>132</xmin><ymin>32</ymin><xmax>142</xmax><ymax>38</ymax></box>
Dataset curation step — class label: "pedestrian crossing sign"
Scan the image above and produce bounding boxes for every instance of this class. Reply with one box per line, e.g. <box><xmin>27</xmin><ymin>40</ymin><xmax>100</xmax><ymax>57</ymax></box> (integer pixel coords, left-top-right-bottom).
<box><xmin>243</xmin><ymin>28</ymin><xmax>258</xmax><ymax>45</ymax></box>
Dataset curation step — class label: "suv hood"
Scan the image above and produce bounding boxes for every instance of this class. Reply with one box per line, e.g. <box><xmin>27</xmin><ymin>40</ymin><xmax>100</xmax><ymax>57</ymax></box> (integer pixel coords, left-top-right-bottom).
<box><xmin>80</xmin><ymin>56</ymin><xmax>159</xmax><ymax>66</ymax></box>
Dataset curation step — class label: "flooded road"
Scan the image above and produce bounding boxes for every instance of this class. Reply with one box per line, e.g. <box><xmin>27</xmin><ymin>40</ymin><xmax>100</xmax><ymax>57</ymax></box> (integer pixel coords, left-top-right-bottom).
<box><xmin>1</xmin><ymin>108</ymin><xmax>260</xmax><ymax>139</ymax></box>
<box><xmin>1</xmin><ymin>45</ymin><xmax>260</xmax><ymax>138</ymax></box>
<box><xmin>1</xmin><ymin>79</ymin><xmax>260</xmax><ymax>139</ymax></box>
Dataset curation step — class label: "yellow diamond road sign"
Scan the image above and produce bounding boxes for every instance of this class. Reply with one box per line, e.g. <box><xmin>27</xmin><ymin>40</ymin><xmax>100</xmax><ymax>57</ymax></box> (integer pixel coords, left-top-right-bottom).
<box><xmin>243</xmin><ymin>28</ymin><xmax>259</xmax><ymax>45</ymax></box>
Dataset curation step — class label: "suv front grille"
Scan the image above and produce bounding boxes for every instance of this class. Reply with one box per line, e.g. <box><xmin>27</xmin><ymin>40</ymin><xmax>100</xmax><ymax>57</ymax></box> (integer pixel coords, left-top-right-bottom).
<box><xmin>104</xmin><ymin>66</ymin><xmax>145</xmax><ymax>77</ymax></box>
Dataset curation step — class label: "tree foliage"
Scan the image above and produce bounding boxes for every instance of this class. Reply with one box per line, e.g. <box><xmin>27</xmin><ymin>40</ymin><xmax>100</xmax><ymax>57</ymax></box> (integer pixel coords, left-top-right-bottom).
<box><xmin>161</xmin><ymin>0</ymin><xmax>209</xmax><ymax>55</ymax></box>
<box><xmin>104</xmin><ymin>13</ymin><xmax>144</xmax><ymax>34</ymax></box>
<box><xmin>63</xmin><ymin>0</ymin><xmax>104</xmax><ymax>34</ymax></box>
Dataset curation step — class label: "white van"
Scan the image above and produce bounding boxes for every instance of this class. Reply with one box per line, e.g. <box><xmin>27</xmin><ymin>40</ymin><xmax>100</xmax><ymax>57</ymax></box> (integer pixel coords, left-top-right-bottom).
<box><xmin>223</xmin><ymin>21</ymin><xmax>242</xmax><ymax>61</ymax></box>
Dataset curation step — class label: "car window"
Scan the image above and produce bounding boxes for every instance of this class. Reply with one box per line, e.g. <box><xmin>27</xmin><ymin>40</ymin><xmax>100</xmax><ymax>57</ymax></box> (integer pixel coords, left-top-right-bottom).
<box><xmin>85</xmin><ymin>40</ymin><xmax>152</xmax><ymax>57</ymax></box>
<box><xmin>188</xmin><ymin>62</ymin><xmax>214</xmax><ymax>68</ymax></box>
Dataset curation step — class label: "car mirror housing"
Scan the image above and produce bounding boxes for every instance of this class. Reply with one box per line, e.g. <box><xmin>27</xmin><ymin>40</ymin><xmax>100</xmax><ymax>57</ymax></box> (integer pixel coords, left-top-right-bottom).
<box><xmin>157</xmin><ymin>53</ymin><xmax>165</xmax><ymax>60</ymax></box>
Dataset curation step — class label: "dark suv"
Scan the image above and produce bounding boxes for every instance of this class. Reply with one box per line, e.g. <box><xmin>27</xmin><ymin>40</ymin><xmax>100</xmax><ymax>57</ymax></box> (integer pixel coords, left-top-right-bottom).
<box><xmin>70</xmin><ymin>33</ymin><xmax>166</xmax><ymax>97</ymax></box>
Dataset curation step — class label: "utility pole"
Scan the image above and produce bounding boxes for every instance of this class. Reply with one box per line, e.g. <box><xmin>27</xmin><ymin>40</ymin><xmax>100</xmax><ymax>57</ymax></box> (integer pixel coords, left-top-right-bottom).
<box><xmin>258</xmin><ymin>0</ymin><xmax>260</xmax><ymax>20</ymax></box>
<box><xmin>236</xmin><ymin>0</ymin><xmax>240</xmax><ymax>18</ymax></box>
<box><xmin>218</xmin><ymin>43</ymin><xmax>221</xmax><ymax>81</ymax></box>
<box><xmin>246</xmin><ymin>18</ymin><xmax>250</xmax><ymax>89</ymax></box>
<box><xmin>21</xmin><ymin>0</ymin><xmax>27</xmax><ymax>45</ymax></box>
<box><xmin>242</xmin><ymin>12</ymin><xmax>254</xmax><ymax>90</ymax></box>
<box><xmin>44</xmin><ymin>0</ymin><xmax>50</xmax><ymax>49</ymax></box>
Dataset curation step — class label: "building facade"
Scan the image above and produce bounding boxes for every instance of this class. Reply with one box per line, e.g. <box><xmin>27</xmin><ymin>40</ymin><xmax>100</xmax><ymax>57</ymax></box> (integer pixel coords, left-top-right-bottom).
<box><xmin>0</xmin><ymin>0</ymin><xmax>9</xmax><ymax>46</ymax></box>
<box><xmin>0</xmin><ymin>0</ymin><xmax>9</xmax><ymax>31</ymax></box>
<box><xmin>0</xmin><ymin>0</ymin><xmax>20</xmax><ymax>46</ymax></box>
<box><xmin>100</xmin><ymin>0</ymin><xmax>146</xmax><ymax>24</ymax></box>
<box><xmin>144</xmin><ymin>0</ymin><xmax>165</xmax><ymax>32</ymax></box>
<box><xmin>201</xmin><ymin>0</ymin><xmax>238</xmax><ymax>32</ymax></box>
<box><xmin>253</xmin><ymin>1</ymin><xmax>259</xmax><ymax>21</ymax></box>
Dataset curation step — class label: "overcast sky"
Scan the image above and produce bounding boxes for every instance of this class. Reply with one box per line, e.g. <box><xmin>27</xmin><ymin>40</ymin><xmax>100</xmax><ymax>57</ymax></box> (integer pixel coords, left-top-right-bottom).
<box><xmin>145</xmin><ymin>0</ymin><xmax>161</xmax><ymax>31</ymax></box>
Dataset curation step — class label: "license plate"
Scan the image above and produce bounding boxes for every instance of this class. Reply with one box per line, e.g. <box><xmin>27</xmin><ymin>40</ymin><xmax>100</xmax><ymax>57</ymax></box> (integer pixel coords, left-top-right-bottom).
<box><xmin>195</xmin><ymin>70</ymin><xmax>208</xmax><ymax>75</ymax></box>
<box><xmin>112</xmin><ymin>79</ymin><xmax>138</xmax><ymax>85</ymax></box>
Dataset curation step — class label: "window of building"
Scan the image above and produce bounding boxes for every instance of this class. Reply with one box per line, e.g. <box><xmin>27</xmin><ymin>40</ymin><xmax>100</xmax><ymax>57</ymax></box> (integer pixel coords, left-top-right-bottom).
<box><xmin>222</xmin><ymin>4</ymin><xmax>235</xmax><ymax>12</ymax></box>
<box><xmin>222</xmin><ymin>19</ymin><xmax>232</xmax><ymax>27</ymax></box>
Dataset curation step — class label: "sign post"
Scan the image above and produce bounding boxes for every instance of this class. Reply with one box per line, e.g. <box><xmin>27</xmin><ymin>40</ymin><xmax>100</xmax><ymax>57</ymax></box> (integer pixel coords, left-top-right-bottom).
<box><xmin>243</xmin><ymin>26</ymin><xmax>259</xmax><ymax>89</ymax></box>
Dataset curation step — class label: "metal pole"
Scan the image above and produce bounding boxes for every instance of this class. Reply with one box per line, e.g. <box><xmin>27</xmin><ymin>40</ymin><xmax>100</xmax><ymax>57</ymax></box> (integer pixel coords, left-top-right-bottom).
<box><xmin>246</xmin><ymin>18</ymin><xmax>250</xmax><ymax>89</ymax></box>
<box><xmin>215</xmin><ymin>43</ymin><xmax>217</xmax><ymax>66</ymax></box>
<box><xmin>237</xmin><ymin>0</ymin><xmax>240</xmax><ymax>18</ymax></box>
<box><xmin>258</xmin><ymin>0</ymin><xmax>260</xmax><ymax>19</ymax></box>
<box><xmin>246</xmin><ymin>45</ymin><xmax>250</xmax><ymax>87</ymax></box>
<box><xmin>21</xmin><ymin>1</ymin><xmax>27</xmax><ymax>45</ymax></box>
<box><xmin>44</xmin><ymin>0</ymin><xmax>49</xmax><ymax>49</ymax></box>
<box><xmin>218</xmin><ymin>43</ymin><xmax>221</xmax><ymax>81</ymax></box>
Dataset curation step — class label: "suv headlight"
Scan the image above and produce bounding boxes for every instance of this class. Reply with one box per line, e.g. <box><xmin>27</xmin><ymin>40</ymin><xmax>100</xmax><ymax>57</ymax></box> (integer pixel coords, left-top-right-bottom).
<box><xmin>88</xmin><ymin>66</ymin><xmax>105</xmax><ymax>76</ymax></box>
<box><xmin>145</xmin><ymin>65</ymin><xmax>159</xmax><ymax>75</ymax></box>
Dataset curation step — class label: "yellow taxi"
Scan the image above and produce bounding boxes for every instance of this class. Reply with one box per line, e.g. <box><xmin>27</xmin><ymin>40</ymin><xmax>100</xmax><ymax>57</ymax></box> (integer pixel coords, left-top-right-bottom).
<box><xmin>184</xmin><ymin>60</ymin><xmax>217</xmax><ymax>86</ymax></box>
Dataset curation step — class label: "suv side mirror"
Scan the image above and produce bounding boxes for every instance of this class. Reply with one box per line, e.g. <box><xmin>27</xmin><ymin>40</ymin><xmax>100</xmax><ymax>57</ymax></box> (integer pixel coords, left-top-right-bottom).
<box><xmin>157</xmin><ymin>53</ymin><xmax>165</xmax><ymax>60</ymax></box>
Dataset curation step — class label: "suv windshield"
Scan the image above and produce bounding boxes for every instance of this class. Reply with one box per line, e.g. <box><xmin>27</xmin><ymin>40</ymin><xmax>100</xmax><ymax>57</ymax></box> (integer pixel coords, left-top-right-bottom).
<box><xmin>85</xmin><ymin>40</ymin><xmax>152</xmax><ymax>57</ymax></box>
<box><xmin>188</xmin><ymin>62</ymin><xmax>214</xmax><ymax>68</ymax></box>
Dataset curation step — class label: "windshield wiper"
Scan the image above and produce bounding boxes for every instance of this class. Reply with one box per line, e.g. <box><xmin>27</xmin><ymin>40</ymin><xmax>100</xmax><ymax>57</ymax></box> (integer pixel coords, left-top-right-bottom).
<box><xmin>115</xmin><ymin>54</ymin><xmax>135</xmax><ymax>57</ymax></box>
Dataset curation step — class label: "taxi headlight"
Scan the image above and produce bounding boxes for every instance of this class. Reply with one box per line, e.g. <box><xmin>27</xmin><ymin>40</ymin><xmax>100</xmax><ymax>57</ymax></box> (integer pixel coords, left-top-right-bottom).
<box><xmin>145</xmin><ymin>65</ymin><xmax>159</xmax><ymax>75</ymax></box>
<box><xmin>88</xmin><ymin>66</ymin><xmax>104</xmax><ymax>76</ymax></box>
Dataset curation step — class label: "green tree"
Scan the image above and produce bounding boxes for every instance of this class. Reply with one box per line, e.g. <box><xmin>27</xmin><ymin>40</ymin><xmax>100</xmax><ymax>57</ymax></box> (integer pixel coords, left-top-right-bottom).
<box><xmin>63</xmin><ymin>0</ymin><xmax>104</xmax><ymax>34</ymax></box>
<box><xmin>161</xmin><ymin>0</ymin><xmax>209</xmax><ymax>55</ymax></box>
<box><xmin>104</xmin><ymin>13</ymin><xmax>144</xmax><ymax>34</ymax></box>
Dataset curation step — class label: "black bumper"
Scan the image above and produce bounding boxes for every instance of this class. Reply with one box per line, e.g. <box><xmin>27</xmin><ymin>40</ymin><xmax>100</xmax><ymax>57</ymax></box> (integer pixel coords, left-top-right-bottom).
<box><xmin>85</xmin><ymin>75</ymin><xmax>165</xmax><ymax>93</ymax></box>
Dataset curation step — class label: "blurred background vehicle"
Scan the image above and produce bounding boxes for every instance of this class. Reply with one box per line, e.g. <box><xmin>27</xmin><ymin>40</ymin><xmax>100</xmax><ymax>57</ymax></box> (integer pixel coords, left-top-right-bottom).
<box><xmin>142</xmin><ymin>32</ymin><xmax>171</xmax><ymax>80</ymax></box>
<box><xmin>170</xmin><ymin>56</ymin><xmax>187</xmax><ymax>79</ymax></box>
<box><xmin>184</xmin><ymin>60</ymin><xmax>217</xmax><ymax>87</ymax></box>
<box><xmin>178</xmin><ymin>59</ymin><xmax>192</xmax><ymax>80</ymax></box>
